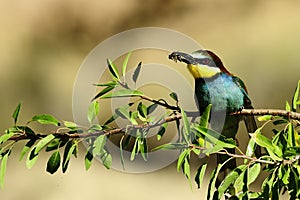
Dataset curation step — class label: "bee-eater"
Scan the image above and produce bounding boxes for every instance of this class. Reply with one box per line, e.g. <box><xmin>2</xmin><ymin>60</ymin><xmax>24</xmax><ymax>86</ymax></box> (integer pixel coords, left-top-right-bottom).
<box><xmin>169</xmin><ymin>49</ymin><xmax>259</xmax><ymax>181</ymax></box>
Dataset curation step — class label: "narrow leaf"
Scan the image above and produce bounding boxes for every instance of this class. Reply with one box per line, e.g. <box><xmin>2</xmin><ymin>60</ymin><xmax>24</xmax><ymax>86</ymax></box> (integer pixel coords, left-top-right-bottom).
<box><xmin>88</xmin><ymin>101</ymin><xmax>99</xmax><ymax>124</ymax></box>
<box><xmin>107</xmin><ymin>59</ymin><xmax>119</xmax><ymax>80</ymax></box>
<box><xmin>46</xmin><ymin>151</ymin><xmax>61</xmax><ymax>174</ymax></box>
<box><xmin>92</xmin><ymin>135</ymin><xmax>107</xmax><ymax>156</ymax></box>
<box><xmin>137</xmin><ymin>102</ymin><xmax>147</xmax><ymax>118</ymax></box>
<box><xmin>119</xmin><ymin>136</ymin><xmax>125</xmax><ymax>170</ymax></box>
<box><xmin>19</xmin><ymin>139</ymin><xmax>36</xmax><ymax>161</ymax></box>
<box><xmin>12</xmin><ymin>102</ymin><xmax>22</xmax><ymax>125</ymax></box>
<box><xmin>30</xmin><ymin>114</ymin><xmax>60</xmax><ymax>126</ymax></box>
<box><xmin>207</xmin><ymin>163</ymin><xmax>222</xmax><ymax>200</ymax></box>
<box><xmin>104</xmin><ymin>114</ymin><xmax>118</xmax><ymax>125</ymax></box>
<box><xmin>101</xmin><ymin>151</ymin><xmax>112</xmax><ymax>169</ymax></box>
<box><xmin>181</xmin><ymin>108</ymin><xmax>190</xmax><ymax>143</ymax></box>
<box><xmin>0</xmin><ymin>151</ymin><xmax>9</xmax><ymax>188</ymax></box>
<box><xmin>26</xmin><ymin>148</ymin><xmax>39</xmax><ymax>169</ymax></box>
<box><xmin>92</xmin><ymin>85</ymin><xmax>116</xmax><ymax>101</ymax></box>
<box><xmin>169</xmin><ymin>92</ymin><xmax>178</xmax><ymax>102</ymax></box>
<box><xmin>130</xmin><ymin>138</ymin><xmax>138</xmax><ymax>161</ymax></box>
<box><xmin>157</xmin><ymin>122</ymin><xmax>168</xmax><ymax>140</ymax></box>
<box><xmin>122</xmin><ymin>52</ymin><xmax>131</xmax><ymax>77</ymax></box>
<box><xmin>62</xmin><ymin>140</ymin><xmax>77</xmax><ymax>173</ymax></box>
<box><xmin>34</xmin><ymin>134</ymin><xmax>55</xmax><ymax>154</ymax></box>
<box><xmin>177</xmin><ymin>149</ymin><xmax>190</xmax><ymax>172</ymax></box>
<box><xmin>0</xmin><ymin>132</ymin><xmax>15</xmax><ymax>144</ymax></box>
<box><xmin>152</xmin><ymin>143</ymin><xmax>187</xmax><ymax>151</ymax></box>
<box><xmin>84</xmin><ymin>148</ymin><xmax>93</xmax><ymax>171</ymax></box>
<box><xmin>248</xmin><ymin>163</ymin><xmax>261</xmax><ymax>185</ymax></box>
<box><xmin>292</xmin><ymin>80</ymin><xmax>300</xmax><ymax>111</ymax></box>
<box><xmin>199</xmin><ymin>104</ymin><xmax>212</xmax><ymax>128</ymax></box>
<box><xmin>101</xmin><ymin>89</ymin><xmax>143</xmax><ymax>99</ymax></box>
<box><xmin>195</xmin><ymin>163</ymin><xmax>207</xmax><ymax>188</ymax></box>
<box><xmin>257</xmin><ymin>115</ymin><xmax>273</xmax><ymax>122</ymax></box>
<box><xmin>132</xmin><ymin>61</ymin><xmax>142</xmax><ymax>83</ymax></box>
<box><xmin>147</xmin><ymin>103</ymin><xmax>158</xmax><ymax>115</ymax></box>
<box><xmin>63</xmin><ymin>121</ymin><xmax>77</xmax><ymax>130</ymax></box>
<box><xmin>218</xmin><ymin>165</ymin><xmax>247</xmax><ymax>198</ymax></box>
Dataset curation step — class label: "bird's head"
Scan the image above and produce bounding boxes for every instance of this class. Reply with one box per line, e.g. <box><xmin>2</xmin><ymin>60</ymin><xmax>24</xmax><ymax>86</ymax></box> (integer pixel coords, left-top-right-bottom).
<box><xmin>169</xmin><ymin>49</ymin><xmax>231</xmax><ymax>79</ymax></box>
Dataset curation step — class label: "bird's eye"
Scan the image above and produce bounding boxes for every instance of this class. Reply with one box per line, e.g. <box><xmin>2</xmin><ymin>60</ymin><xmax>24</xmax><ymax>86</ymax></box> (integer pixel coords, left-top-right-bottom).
<box><xmin>202</xmin><ymin>58</ymin><xmax>211</xmax><ymax>65</ymax></box>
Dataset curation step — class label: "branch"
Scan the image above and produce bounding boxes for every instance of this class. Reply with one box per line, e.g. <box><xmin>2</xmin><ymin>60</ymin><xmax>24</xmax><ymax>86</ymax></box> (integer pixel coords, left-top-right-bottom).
<box><xmin>6</xmin><ymin>108</ymin><xmax>300</xmax><ymax>141</ymax></box>
<box><xmin>232</xmin><ymin>109</ymin><xmax>300</xmax><ymax>120</ymax></box>
<box><xmin>8</xmin><ymin>113</ymin><xmax>183</xmax><ymax>141</ymax></box>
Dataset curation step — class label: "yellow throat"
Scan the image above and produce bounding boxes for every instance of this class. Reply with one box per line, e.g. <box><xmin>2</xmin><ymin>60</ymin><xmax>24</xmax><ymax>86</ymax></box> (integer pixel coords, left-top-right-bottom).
<box><xmin>187</xmin><ymin>64</ymin><xmax>221</xmax><ymax>79</ymax></box>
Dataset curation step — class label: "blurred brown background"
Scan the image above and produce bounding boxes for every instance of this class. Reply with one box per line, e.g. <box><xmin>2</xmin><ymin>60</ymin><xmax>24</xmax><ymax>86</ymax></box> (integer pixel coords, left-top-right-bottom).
<box><xmin>1</xmin><ymin>1</ymin><xmax>299</xmax><ymax>199</ymax></box>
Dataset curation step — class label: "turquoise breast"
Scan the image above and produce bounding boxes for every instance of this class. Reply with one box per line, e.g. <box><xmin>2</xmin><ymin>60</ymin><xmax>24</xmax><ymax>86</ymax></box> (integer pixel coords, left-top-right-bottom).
<box><xmin>194</xmin><ymin>73</ymin><xmax>245</xmax><ymax>114</ymax></box>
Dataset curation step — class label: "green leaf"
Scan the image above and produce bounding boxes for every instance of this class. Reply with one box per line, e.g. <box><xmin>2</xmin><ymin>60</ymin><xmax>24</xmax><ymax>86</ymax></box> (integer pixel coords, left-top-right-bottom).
<box><xmin>19</xmin><ymin>139</ymin><xmax>36</xmax><ymax>161</ymax></box>
<box><xmin>0</xmin><ymin>150</ymin><xmax>10</xmax><ymax>188</ymax></box>
<box><xmin>183</xmin><ymin>157</ymin><xmax>191</xmax><ymax>180</ymax></box>
<box><xmin>140</xmin><ymin>138</ymin><xmax>148</xmax><ymax>161</ymax></box>
<box><xmin>245</xmin><ymin>137</ymin><xmax>256</xmax><ymax>159</ymax></box>
<box><xmin>248</xmin><ymin>163</ymin><xmax>261</xmax><ymax>185</ymax></box>
<box><xmin>181</xmin><ymin>108</ymin><xmax>190</xmax><ymax>143</ymax></box>
<box><xmin>30</xmin><ymin>114</ymin><xmax>60</xmax><ymax>126</ymax></box>
<box><xmin>104</xmin><ymin>114</ymin><xmax>118</xmax><ymax>125</ymax></box>
<box><xmin>282</xmin><ymin>167</ymin><xmax>290</xmax><ymax>185</ymax></box>
<box><xmin>107</xmin><ymin>59</ymin><xmax>119</xmax><ymax>80</ymax></box>
<box><xmin>130</xmin><ymin>137</ymin><xmax>138</xmax><ymax>161</ymax></box>
<box><xmin>12</xmin><ymin>102</ymin><xmax>22</xmax><ymax>125</ymax></box>
<box><xmin>152</xmin><ymin>143</ymin><xmax>187</xmax><ymax>151</ymax></box>
<box><xmin>137</xmin><ymin>102</ymin><xmax>147</xmax><ymax>119</ymax></box>
<box><xmin>287</xmin><ymin>123</ymin><xmax>296</xmax><ymax>147</ymax></box>
<box><xmin>218</xmin><ymin>165</ymin><xmax>247</xmax><ymax>198</ymax></box>
<box><xmin>62</xmin><ymin>140</ymin><xmax>77</xmax><ymax>173</ymax></box>
<box><xmin>26</xmin><ymin>147</ymin><xmax>39</xmax><ymax>169</ymax></box>
<box><xmin>93</xmin><ymin>81</ymin><xmax>117</xmax><ymax>87</ymax></box>
<box><xmin>84</xmin><ymin>148</ymin><xmax>93</xmax><ymax>171</ymax></box>
<box><xmin>0</xmin><ymin>132</ymin><xmax>15</xmax><ymax>144</ymax></box>
<box><xmin>177</xmin><ymin>149</ymin><xmax>190</xmax><ymax>172</ymax></box>
<box><xmin>292</xmin><ymin>80</ymin><xmax>300</xmax><ymax>111</ymax></box>
<box><xmin>101</xmin><ymin>151</ymin><xmax>112</xmax><ymax>169</ymax></box>
<box><xmin>122</xmin><ymin>52</ymin><xmax>131</xmax><ymax>77</ymax></box>
<box><xmin>132</xmin><ymin>61</ymin><xmax>142</xmax><ymax>83</ymax></box>
<box><xmin>207</xmin><ymin>163</ymin><xmax>222</xmax><ymax>200</ymax></box>
<box><xmin>92</xmin><ymin>135</ymin><xmax>107</xmax><ymax>156</ymax></box>
<box><xmin>92</xmin><ymin>85</ymin><xmax>116</xmax><ymax>101</ymax></box>
<box><xmin>194</xmin><ymin>127</ymin><xmax>236</xmax><ymax>152</ymax></box>
<box><xmin>34</xmin><ymin>134</ymin><xmax>55</xmax><ymax>154</ymax></box>
<box><xmin>147</xmin><ymin>103</ymin><xmax>158</xmax><ymax>115</ymax></box>
<box><xmin>286</xmin><ymin>101</ymin><xmax>291</xmax><ymax>111</ymax></box>
<box><xmin>46</xmin><ymin>138</ymin><xmax>68</xmax><ymax>152</ymax></box>
<box><xmin>45</xmin><ymin>139</ymin><xmax>60</xmax><ymax>152</ymax></box>
<box><xmin>119</xmin><ymin>136</ymin><xmax>125</xmax><ymax>170</ymax></box>
<box><xmin>63</xmin><ymin>121</ymin><xmax>78</xmax><ymax>130</ymax></box>
<box><xmin>199</xmin><ymin>104</ymin><xmax>211</xmax><ymax>128</ymax></box>
<box><xmin>251</xmin><ymin>128</ymin><xmax>274</xmax><ymax>150</ymax></box>
<box><xmin>46</xmin><ymin>151</ymin><xmax>61</xmax><ymax>174</ymax></box>
<box><xmin>88</xmin><ymin>101</ymin><xmax>100</xmax><ymax>124</ymax></box>
<box><xmin>195</xmin><ymin>163</ymin><xmax>207</xmax><ymax>188</ymax></box>
<box><xmin>101</xmin><ymin>89</ymin><xmax>143</xmax><ymax>99</ymax></box>
<box><xmin>257</xmin><ymin>115</ymin><xmax>273</xmax><ymax>122</ymax></box>
<box><xmin>169</xmin><ymin>92</ymin><xmax>178</xmax><ymax>102</ymax></box>
<box><xmin>157</xmin><ymin>122</ymin><xmax>168</xmax><ymax>140</ymax></box>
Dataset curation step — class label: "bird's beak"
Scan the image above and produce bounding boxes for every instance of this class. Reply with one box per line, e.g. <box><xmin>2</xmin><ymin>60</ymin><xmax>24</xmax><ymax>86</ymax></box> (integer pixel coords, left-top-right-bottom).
<box><xmin>169</xmin><ymin>52</ymin><xmax>194</xmax><ymax>64</ymax></box>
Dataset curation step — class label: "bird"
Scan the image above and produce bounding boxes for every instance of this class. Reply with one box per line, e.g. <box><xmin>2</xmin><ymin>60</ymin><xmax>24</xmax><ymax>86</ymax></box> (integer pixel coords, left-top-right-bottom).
<box><xmin>168</xmin><ymin>49</ymin><xmax>259</xmax><ymax>183</ymax></box>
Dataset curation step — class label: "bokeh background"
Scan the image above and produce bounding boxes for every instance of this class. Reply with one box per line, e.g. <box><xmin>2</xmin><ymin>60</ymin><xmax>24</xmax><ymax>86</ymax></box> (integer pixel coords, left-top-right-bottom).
<box><xmin>1</xmin><ymin>1</ymin><xmax>300</xmax><ymax>199</ymax></box>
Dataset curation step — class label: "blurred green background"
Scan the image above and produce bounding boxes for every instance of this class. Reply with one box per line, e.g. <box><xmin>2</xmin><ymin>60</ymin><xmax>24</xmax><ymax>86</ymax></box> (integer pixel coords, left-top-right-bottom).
<box><xmin>1</xmin><ymin>1</ymin><xmax>300</xmax><ymax>199</ymax></box>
